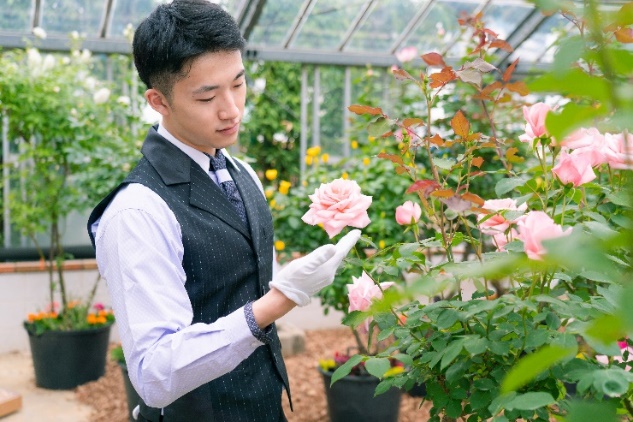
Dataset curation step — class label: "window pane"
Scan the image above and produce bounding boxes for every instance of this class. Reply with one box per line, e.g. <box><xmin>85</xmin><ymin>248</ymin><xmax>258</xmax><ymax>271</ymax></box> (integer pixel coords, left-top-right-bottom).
<box><xmin>510</xmin><ymin>13</ymin><xmax>569</xmax><ymax>64</ymax></box>
<box><xmin>404</xmin><ymin>0</ymin><xmax>479</xmax><ymax>54</ymax></box>
<box><xmin>346</xmin><ymin>0</ymin><xmax>429</xmax><ymax>53</ymax></box>
<box><xmin>292</xmin><ymin>0</ymin><xmax>366</xmax><ymax>50</ymax></box>
<box><xmin>110</xmin><ymin>0</ymin><xmax>169</xmax><ymax>39</ymax></box>
<box><xmin>248</xmin><ymin>0</ymin><xmax>305</xmax><ymax>47</ymax></box>
<box><xmin>0</xmin><ymin>0</ymin><xmax>31</xmax><ymax>32</ymax></box>
<box><xmin>41</xmin><ymin>0</ymin><xmax>103</xmax><ymax>37</ymax></box>
<box><xmin>447</xmin><ymin>0</ymin><xmax>533</xmax><ymax>57</ymax></box>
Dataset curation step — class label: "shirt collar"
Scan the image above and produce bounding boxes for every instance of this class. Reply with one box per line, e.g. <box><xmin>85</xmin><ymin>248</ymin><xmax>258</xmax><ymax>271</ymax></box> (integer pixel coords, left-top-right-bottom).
<box><xmin>157</xmin><ymin>124</ymin><xmax>240</xmax><ymax>172</ymax></box>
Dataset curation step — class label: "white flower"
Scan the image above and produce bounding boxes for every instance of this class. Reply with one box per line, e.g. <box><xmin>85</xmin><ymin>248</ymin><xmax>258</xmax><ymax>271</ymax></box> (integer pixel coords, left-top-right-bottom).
<box><xmin>84</xmin><ymin>77</ymin><xmax>97</xmax><ymax>90</ymax></box>
<box><xmin>256</xmin><ymin>134</ymin><xmax>264</xmax><ymax>142</ymax></box>
<box><xmin>81</xmin><ymin>49</ymin><xmax>91</xmax><ymax>62</ymax></box>
<box><xmin>70</xmin><ymin>31</ymin><xmax>79</xmax><ymax>40</ymax></box>
<box><xmin>42</xmin><ymin>54</ymin><xmax>55</xmax><ymax>71</ymax></box>
<box><xmin>273</xmin><ymin>132</ymin><xmax>288</xmax><ymax>143</ymax></box>
<box><xmin>123</xmin><ymin>24</ymin><xmax>134</xmax><ymax>41</ymax></box>
<box><xmin>93</xmin><ymin>88</ymin><xmax>111</xmax><ymax>104</ymax></box>
<box><xmin>27</xmin><ymin>48</ymin><xmax>42</xmax><ymax>70</ymax></box>
<box><xmin>252</xmin><ymin>78</ymin><xmax>266</xmax><ymax>94</ymax></box>
<box><xmin>32</xmin><ymin>27</ymin><xmax>47</xmax><ymax>39</ymax></box>
<box><xmin>53</xmin><ymin>86</ymin><xmax>60</xmax><ymax>93</ymax></box>
<box><xmin>116</xmin><ymin>96</ymin><xmax>131</xmax><ymax>106</ymax></box>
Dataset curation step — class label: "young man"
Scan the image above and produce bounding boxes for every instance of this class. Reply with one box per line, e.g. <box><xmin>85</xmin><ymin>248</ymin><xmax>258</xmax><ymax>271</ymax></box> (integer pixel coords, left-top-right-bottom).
<box><xmin>87</xmin><ymin>1</ymin><xmax>360</xmax><ymax>421</ymax></box>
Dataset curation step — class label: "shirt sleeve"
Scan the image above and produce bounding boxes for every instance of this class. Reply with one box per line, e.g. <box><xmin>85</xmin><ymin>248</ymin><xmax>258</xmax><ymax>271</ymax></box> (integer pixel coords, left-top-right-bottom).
<box><xmin>95</xmin><ymin>184</ymin><xmax>264</xmax><ymax>409</ymax></box>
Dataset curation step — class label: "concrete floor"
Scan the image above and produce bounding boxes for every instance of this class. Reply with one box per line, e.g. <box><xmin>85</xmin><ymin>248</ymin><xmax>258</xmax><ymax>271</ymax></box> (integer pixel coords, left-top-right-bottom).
<box><xmin>0</xmin><ymin>300</ymin><xmax>345</xmax><ymax>421</ymax></box>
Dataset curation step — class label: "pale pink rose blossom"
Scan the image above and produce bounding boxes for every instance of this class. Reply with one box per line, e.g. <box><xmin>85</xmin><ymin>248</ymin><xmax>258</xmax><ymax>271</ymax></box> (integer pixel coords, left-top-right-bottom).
<box><xmin>347</xmin><ymin>272</ymin><xmax>395</xmax><ymax>331</ymax></box>
<box><xmin>561</xmin><ymin>127</ymin><xmax>609</xmax><ymax>167</ymax></box>
<box><xmin>519</xmin><ymin>103</ymin><xmax>553</xmax><ymax>144</ymax></box>
<box><xmin>477</xmin><ymin>198</ymin><xmax>527</xmax><ymax>235</ymax></box>
<box><xmin>395</xmin><ymin>46</ymin><xmax>418</xmax><ymax>63</ymax></box>
<box><xmin>395</xmin><ymin>201</ymin><xmax>422</xmax><ymax>225</ymax></box>
<box><xmin>596</xmin><ymin>344</ymin><xmax>633</xmax><ymax>374</ymax></box>
<box><xmin>302</xmin><ymin>178</ymin><xmax>372</xmax><ymax>238</ymax></box>
<box><xmin>604</xmin><ymin>132</ymin><xmax>633</xmax><ymax>170</ymax></box>
<box><xmin>516</xmin><ymin>211</ymin><xmax>572</xmax><ymax>260</ymax></box>
<box><xmin>552</xmin><ymin>149</ymin><xmax>597</xmax><ymax>187</ymax></box>
<box><xmin>492</xmin><ymin>229</ymin><xmax>518</xmax><ymax>252</ymax></box>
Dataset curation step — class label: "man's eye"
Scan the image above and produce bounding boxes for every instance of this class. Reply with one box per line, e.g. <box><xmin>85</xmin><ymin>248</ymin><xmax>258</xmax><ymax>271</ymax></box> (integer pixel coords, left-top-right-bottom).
<box><xmin>234</xmin><ymin>83</ymin><xmax>244</xmax><ymax>88</ymax></box>
<box><xmin>199</xmin><ymin>98</ymin><xmax>215</xmax><ymax>102</ymax></box>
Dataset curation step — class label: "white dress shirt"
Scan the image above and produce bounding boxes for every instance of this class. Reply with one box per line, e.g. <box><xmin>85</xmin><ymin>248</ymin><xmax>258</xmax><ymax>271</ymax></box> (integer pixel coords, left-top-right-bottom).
<box><xmin>92</xmin><ymin>125</ymin><xmax>275</xmax><ymax>408</ymax></box>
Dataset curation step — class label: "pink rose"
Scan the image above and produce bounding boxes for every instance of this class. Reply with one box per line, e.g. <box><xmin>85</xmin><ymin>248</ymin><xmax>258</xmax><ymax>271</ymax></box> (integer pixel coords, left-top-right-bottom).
<box><xmin>395</xmin><ymin>201</ymin><xmax>422</xmax><ymax>225</ymax></box>
<box><xmin>561</xmin><ymin>127</ymin><xmax>608</xmax><ymax>167</ymax></box>
<box><xmin>516</xmin><ymin>211</ymin><xmax>572</xmax><ymax>260</ymax></box>
<box><xmin>347</xmin><ymin>272</ymin><xmax>395</xmax><ymax>331</ymax></box>
<box><xmin>552</xmin><ymin>149</ymin><xmax>596</xmax><ymax>187</ymax></box>
<box><xmin>395</xmin><ymin>46</ymin><xmax>418</xmax><ymax>63</ymax></box>
<box><xmin>477</xmin><ymin>198</ymin><xmax>527</xmax><ymax>235</ymax></box>
<box><xmin>519</xmin><ymin>103</ymin><xmax>553</xmax><ymax>144</ymax></box>
<box><xmin>604</xmin><ymin>132</ymin><xmax>633</xmax><ymax>170</ymax></box>
<box><xmin>302</xmin><ymin>178</ymin><xmax>372</xmax><ymax>238</ymax></box>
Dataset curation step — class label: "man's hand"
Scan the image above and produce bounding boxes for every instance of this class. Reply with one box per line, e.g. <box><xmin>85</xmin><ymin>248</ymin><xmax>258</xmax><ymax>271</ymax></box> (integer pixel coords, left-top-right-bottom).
<box><xmin>269</xmin><ymin>229</ymin><xmax>361</xmax><ymax>306</ymax></box>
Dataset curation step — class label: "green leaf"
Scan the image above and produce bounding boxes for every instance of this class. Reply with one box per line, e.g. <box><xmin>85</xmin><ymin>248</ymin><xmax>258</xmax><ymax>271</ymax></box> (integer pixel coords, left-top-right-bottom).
<box><xmin>470</xmin><ymin>389</ymin><xmax>493</xmax><ymax>410</ymax></box>
<box><xmin>552</xmin><ymin>36</ymin><xmax>584</xmax><ymax>76</ymax></box>
<box><xmin>464</xmin><ymin>336</ymin><xmax>489</xmax><ymax>355</ymax></box>
<box><xmin>365</xmin><ymin>357</ymin><xmax>391</xmax><ymax>379</ymax></box>
<box><xmin>441</xmin><ymin>339</ymin><xmax>464</xmax><ymax>370</ymax></box>
<box><xmin>545</xmin><ymin>102</ymin><xmax>608</xmax><ymax>141</ymax></box>
<box><xmin>620</xmin><ymin>284</ymin><xmax>633</xmax><ymax>334</ymax></box>
<box><xmin>331</xmin><ymin>354</ymin><xmax>363</xmax><ymax>385</ymax></box>
<box><xmin>393</xmin><ymin>353</ymin><xmax>413</xmax><ymax>367</ymax></box>
<box><xmin>505</xmin><ymin>392</ymin><xmax>555</xmax><ymax>411</ymax></box>
<box><xmin>398</xmin><ymin>243</ymin><xmax>419</xmax><ymax>257</ymax></box>
<box><xmin>446</xmin><ymin>398</ymin><xmax>463</xmax><ymax>418</ymax></box>
<box><xmin>500</xmin><ymin>345</ymin><xmax>576</xmax><ymax>393</ymax></box>
<box><xmin>495</xmin><ymin>177</ymin><xmax>528</xmax><ymax>196</ymax></box>
<box><xmin>592</xmin><ymin>368</ymin><xmax>631</xmax><ymax>397</ymax></box>
<box><xmin>433</xmin><ymin>157</ymin><xmax>456</xmax><ymax>170</ymax></box>
<box><xmin>437</xmin><ymin>309</ymin><xmax>460</xmax><ymax>329</ymax></box>
<box><xmin>367</xmin><ymin>117</ymin><xmax>392</xmax><ymax>137</ymax></box>
<box><xmin>566</xmin><ymin>401</ymin><xmax>619</xmax><ymax>422</ymax></box>
<box><xmin>342</xmin><ymin>310</ymin><xmax>371</xmax><ymax>329</ymax></box>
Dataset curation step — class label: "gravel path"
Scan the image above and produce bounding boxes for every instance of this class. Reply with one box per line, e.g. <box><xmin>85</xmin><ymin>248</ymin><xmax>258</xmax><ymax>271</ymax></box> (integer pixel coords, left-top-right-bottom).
<box><xmin>76</xmin><ymin>328</ymin><xmax>431</xmax><ymax>421</ymax></box>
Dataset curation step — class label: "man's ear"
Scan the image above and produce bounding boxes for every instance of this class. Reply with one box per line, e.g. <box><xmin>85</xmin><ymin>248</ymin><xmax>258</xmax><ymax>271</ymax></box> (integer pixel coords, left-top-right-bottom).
<box><xmin>145</xmin><ymin>88</ymin><xmax>171</xmax><ymax>117</ymax></box>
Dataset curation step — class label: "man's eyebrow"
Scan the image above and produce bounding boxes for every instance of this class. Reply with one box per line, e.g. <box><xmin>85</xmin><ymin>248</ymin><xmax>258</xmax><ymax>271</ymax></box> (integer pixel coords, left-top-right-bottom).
<box><xmin>192</xmin><ymin>70</ymin><xmax>246</xmax><ymax>95</ymax></box>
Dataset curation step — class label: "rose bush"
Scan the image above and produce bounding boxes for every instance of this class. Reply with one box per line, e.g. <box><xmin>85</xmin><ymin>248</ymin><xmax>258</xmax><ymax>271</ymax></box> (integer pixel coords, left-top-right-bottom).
<box><xmin>307</xmin><ymin>2</ymin><xmax>633</xmax><ymax>421</ymax></box>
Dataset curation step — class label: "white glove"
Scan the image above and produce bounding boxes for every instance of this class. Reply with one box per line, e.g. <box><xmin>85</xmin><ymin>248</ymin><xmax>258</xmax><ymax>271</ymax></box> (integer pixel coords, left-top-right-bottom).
<box><xmin>269</xmin><ymin>229</ymin><xmax>361</xmax><ymax>306</ymax></box>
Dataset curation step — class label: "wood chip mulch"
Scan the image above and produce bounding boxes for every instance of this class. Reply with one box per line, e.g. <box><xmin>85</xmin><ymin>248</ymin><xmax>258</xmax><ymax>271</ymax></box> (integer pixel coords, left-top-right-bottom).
<box><xmin>76</xmin><ymin>328</ymin><xmax>431</xmax><ymax>421</ymax></box>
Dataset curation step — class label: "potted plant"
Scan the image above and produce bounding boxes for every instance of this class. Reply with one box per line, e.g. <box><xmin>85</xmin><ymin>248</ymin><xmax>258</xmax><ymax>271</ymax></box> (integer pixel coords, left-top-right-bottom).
<box><xmin>326</xmin><ymin>2</ymin><xmax>633</xmax><ymax>421</ymax></box>
<box><xmin>273</xmin><ymin>2</ymin><xmax>633</xmax><ymax>421</ymax></box>
<box><xmin>0</xmin><ymin>30</ymin><xmax>140</xmax><ymax>389</ymax></box>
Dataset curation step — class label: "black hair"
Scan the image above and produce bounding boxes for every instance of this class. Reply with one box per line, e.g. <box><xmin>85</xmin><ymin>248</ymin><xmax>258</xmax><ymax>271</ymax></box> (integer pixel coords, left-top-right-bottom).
<box><xmin>133</xmin><ymin>0</ymin><xmax>245</xmax><ymax>98</ymax></box>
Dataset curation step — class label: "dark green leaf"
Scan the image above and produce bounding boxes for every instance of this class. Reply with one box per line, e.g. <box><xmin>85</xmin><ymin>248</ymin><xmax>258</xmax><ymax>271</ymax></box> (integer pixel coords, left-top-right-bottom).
<box><xmin>365</xmin><ymin>357</ymin><xmax>391</xmax><ymax>379</ymax></box>
<box><xmin>501</xmin><ymin>345</ymin><xmax>576</xmax><ymax>393</ymax></box>
<box><xmin>505</xmin><ymin>392</ymin><xmax>555</xmax><ymax>411</ymax></box>
<box><xmin>331</xmin><ymin>355</ymin><xmax>363</xmax><ymax>385</ymax></box>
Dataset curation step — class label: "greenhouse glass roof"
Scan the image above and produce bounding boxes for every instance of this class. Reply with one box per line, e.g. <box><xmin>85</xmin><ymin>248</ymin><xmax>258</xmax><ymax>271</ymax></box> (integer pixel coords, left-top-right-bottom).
<box><xmin>0</xmin><ymin>0</ymin><xmax>628</xmax><ymax>72</ymax></box>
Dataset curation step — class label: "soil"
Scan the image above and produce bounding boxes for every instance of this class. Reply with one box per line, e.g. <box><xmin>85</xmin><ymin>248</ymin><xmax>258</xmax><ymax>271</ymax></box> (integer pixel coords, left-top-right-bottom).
<box><xmin>76</xmin><ymin>328</ymin><xmax>431</xmax><ymax>421</ymax></box>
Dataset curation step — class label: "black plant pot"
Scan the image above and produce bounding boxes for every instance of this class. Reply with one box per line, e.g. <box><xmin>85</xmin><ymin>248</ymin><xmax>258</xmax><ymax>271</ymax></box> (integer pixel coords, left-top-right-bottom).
<box><xmin>318</xmin><ymin>367</ymin><xmax>402</xmax><ymax>422</ymax></box>
<box><xmin>118</xmin><ymin>362</ymin><xmax>142</xmax><ymax>422</ymax></box>
<box><xmin>26</xmin><ymin>324</ymin><xmax>111</xmax><ymax>390</ymax></box>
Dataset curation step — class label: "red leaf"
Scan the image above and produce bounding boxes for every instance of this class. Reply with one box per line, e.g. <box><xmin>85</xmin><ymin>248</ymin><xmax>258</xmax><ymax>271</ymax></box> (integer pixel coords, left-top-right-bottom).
<box><xmin>430</xmin><ymin>189</ymin><xmax>455</xmax><ymax>198</ymax></box>
<box><xmin>422</xmin><ymin>52</ymin><xmax>446</xmax><ymax>67</ymax></box>
<box><xmin>392</xmin><ymin>68</ymin><xmax>416</xmax><ymax>81</ymax></box>
<box><xmin>490</xmin><ymin>39</ymin><xmax>513</xmax><ymax>52</ymax></box>
<box><xmin>506</xmin><ymin>81</ymin><xmax>529</xmax><ymax>96</ymax></box>
<box><xmin>429</xmin><ymin>68</ymin><xmax>456</xmax><ymax>88</ymax></box>
<box><xmin>377</xmin><ymin>152</ymin><xmax>404</xmax><ymax>165</ymax></box>
<box><xmin>348</xmin><ymin>105</ymin><xmax>384</xmax><ymax>116</ymax></box>
<box><xmin>428</xmin><ymin>134</ymin><xmax>445</xmax><ymax>146</ymax></box>
<box><xmin>615</xmin><ymin>28</ymin><xmax>633</xmax><ymax>43</ymax></box>
<box><xmin>402</xmin><ymin>117</ymin><xmax>424</xmax><ymax>128</ymax></box>
<box><xmin>406</xmin><ymin>179</ymin><xmax>440</xmax><ymax>196</ymax></box>
<box><xmin>461</xmin><ymin>192</ymin><xmax>485</xmax><ymax>206</ymax></box>
<box><xmin>503</xmin><ymin>58</ymin><xmax>519</xmax><ymax>82</ymax></box>
<box><xmin>451</xmin><ymin>111</ymin><xmax>470</xmax><ymax>138</ymax></box>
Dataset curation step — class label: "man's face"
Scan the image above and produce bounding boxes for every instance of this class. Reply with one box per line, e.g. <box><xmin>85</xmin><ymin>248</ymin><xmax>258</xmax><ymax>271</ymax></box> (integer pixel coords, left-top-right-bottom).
<box><xmin>156</xmin><ymin>50</ymin><xmax>246</xmax><ymax>155</ymax></box>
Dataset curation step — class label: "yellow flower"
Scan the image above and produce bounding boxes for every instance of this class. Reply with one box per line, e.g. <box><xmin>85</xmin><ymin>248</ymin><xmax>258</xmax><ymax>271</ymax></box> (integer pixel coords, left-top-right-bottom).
<box><xmin>305</xmin><ymin>156</ymin><xmax>314</xmax><ymax>166</ymax></box>
<box><xmin>265</xmin><ymin>169</ymin><xmax>278</xmax><ymax>181</ymax></box>
<box><xmin>274</xmin><ymin>240</ymin><xmax>285</xmax><ymax>251</ymax></box>
<box><xmin>307</xmin><ymin>146</ymin><xmax>321</xmax><ymax>157</ymax></box>
<box><xmin>384</xmin><ymin>366</ymin><xmax>405</xmax><ymax>378</ymax></box>
<box><xmin>321</xmin><ymin>153</ymin><xmax>329</xmax><ymax>163</ymax></box>
<box><xmin>363</xmin><ymin>157</ymin><xmax>371</xmax><ymax>166</ymax></box>
<box><xmin>342</xmin><ymin>172</ymin><xmax>349</xmax><ymax>180</ymax></box>
<box><xmin>279</xmin><ymin>180</ymin><xmax>291</xmax><ymax>195</ymax></box>
<box><xmin>318</xmin><ymin>359</ymin><xmax>336</xmax><ymax>371</ymax></box>
<box><xmin>302</xmin><ymin>180</ymin><xmax>308</xmax><ymax>187</ymax></box>
<box><xmin>379</xmin><ymin>240</ymin><xmax>386</xmax><ymax>249</ymax></box>
<box><xmin>368</xmin><ymin>136</ymin><xmax>375</xmax><ymax>142</ymax></box>
<box><xmin>265</xmin><ymin>188</ymin><xmax>274</xmax><ymax>199</ymax></box>
<box><xmin>351</xmin><ymin>140</ymin><xmax>358</xmax><ymax>149</ymax></box>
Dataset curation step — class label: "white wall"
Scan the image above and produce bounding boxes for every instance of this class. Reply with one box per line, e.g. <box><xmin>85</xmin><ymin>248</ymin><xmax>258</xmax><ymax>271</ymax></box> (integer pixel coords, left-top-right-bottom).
<box><xmin>0</xmin><ymin>268</ymin><xmax>120</xmax><ymax>354</ymax></box>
